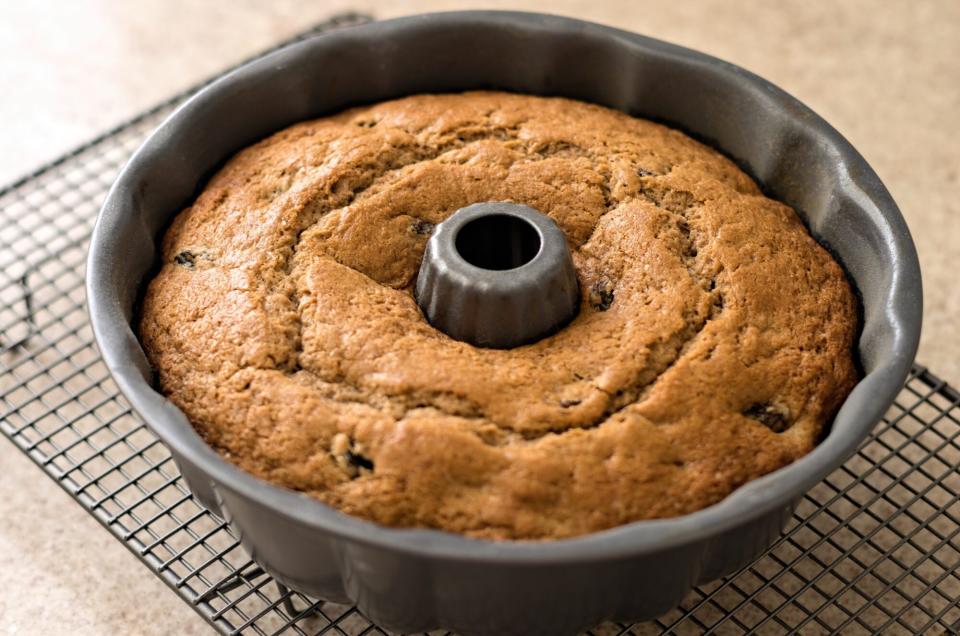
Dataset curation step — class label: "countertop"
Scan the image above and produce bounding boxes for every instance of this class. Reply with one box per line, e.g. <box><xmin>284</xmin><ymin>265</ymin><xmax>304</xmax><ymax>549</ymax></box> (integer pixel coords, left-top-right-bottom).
<box><xmin>1</xmin><ymin>1</ymin><xmax>957</xmax><ymax>634</ymax></box>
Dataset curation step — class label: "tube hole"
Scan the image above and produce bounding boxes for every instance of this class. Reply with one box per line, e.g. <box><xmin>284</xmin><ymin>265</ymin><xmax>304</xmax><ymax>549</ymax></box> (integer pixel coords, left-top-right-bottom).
<box><xmin>455</xmin><ymin>214</ymin><xmax>541</xmax><ymax>270</ymax></box>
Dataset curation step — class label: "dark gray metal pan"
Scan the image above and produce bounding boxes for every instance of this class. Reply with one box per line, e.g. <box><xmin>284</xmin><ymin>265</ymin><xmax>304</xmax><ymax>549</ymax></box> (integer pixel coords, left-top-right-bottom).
<box><xmin>86</xmin><ymin>11</ymin><xmax>922</xmax><ymax>635</ymax></box>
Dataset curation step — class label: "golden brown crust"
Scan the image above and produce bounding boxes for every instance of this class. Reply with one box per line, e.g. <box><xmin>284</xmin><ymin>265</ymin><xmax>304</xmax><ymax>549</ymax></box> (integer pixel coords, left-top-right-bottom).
<box><xmin>139</xmin><ymin>92</ymin><xmax>859</xmax><ymax>540</ymax></box>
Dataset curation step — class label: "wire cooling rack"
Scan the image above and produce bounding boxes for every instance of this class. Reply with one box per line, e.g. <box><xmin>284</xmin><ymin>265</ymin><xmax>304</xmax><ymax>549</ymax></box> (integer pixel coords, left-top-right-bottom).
<box><xmin>2</xmin><ymin>13</ymin><xmax>960</xmax><ymax>636</ymax></box>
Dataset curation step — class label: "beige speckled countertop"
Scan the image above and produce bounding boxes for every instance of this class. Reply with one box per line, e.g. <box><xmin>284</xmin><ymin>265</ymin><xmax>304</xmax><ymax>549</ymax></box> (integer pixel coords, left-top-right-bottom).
<box><xmin>1</xmin><ymin>1</ymin><xmax>957</xmax><ymax>634</ymax></box>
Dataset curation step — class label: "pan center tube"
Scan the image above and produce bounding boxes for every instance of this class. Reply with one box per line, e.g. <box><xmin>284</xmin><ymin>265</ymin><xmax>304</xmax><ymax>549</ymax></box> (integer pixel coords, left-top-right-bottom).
<box><xmin>414</xmin><ymin>202</ymin><xmax>580</xmax><ymax>348</ymax></box>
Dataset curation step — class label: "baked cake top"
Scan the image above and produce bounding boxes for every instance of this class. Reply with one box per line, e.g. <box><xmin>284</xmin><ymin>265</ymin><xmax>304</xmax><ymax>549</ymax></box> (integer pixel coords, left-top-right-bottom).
<box><xmin>139</xmin><ymin>92</ymin><xmax>858</xmax><ymax>540</ymax></box>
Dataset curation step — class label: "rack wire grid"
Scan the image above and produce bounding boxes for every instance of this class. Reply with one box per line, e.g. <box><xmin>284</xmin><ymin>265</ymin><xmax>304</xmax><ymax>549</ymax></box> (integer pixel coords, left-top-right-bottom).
<box><xmin>1</xmin><ymin>13</ymin><xmax>959</xmax><ymax>636</ymax></box>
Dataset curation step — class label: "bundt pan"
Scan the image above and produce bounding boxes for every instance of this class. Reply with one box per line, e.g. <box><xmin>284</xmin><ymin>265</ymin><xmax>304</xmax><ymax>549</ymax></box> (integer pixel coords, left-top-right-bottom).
<box><xmin>87</xmin><ymin>11</ymin><xmax>921</xmax><ymax>635</ymax></box>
